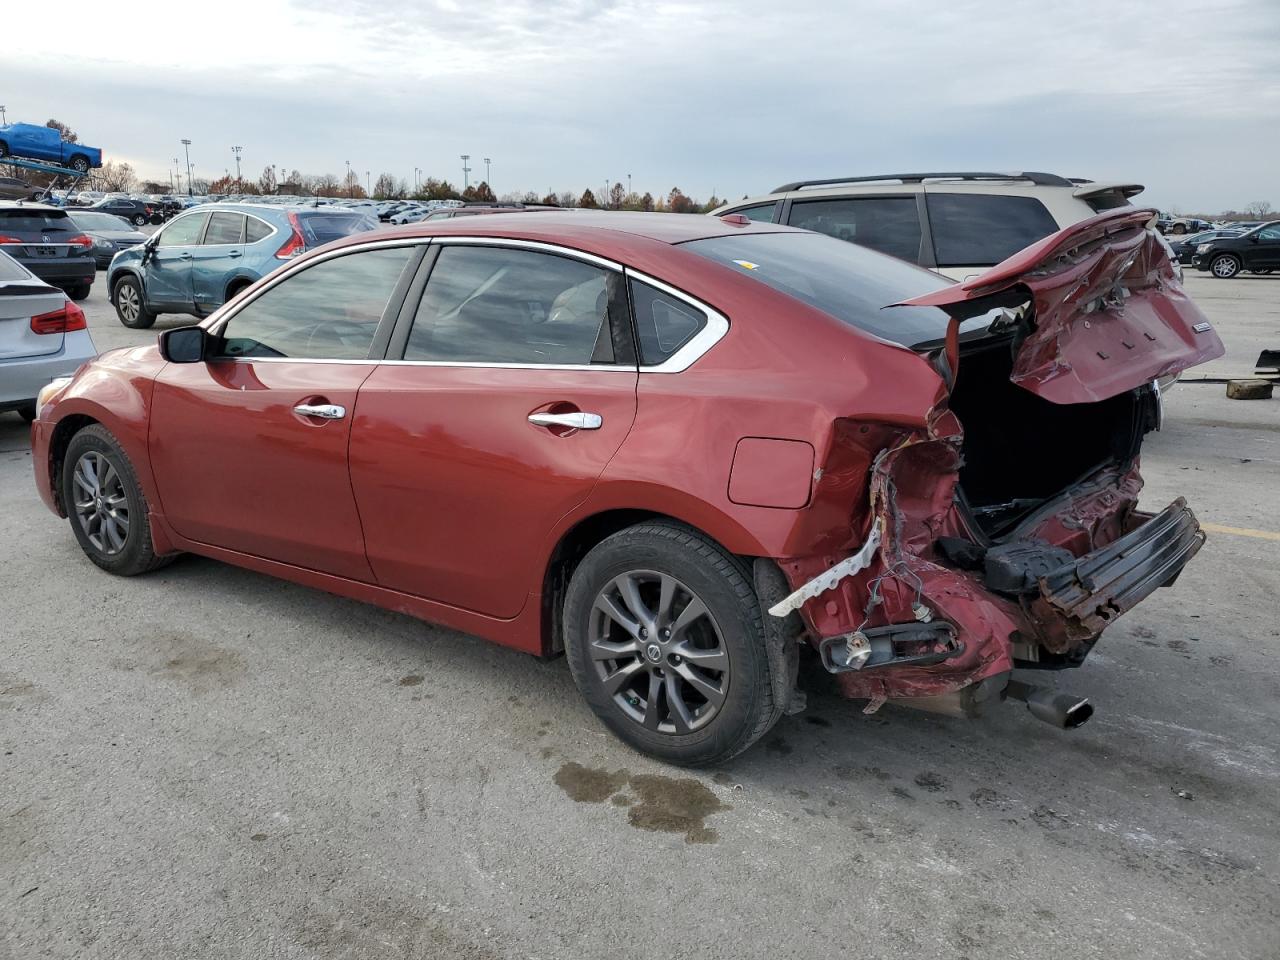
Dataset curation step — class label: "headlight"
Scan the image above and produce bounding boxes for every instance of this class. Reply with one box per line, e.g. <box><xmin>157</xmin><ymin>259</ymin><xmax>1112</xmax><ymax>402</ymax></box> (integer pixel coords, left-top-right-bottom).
<box><xmin>94</xmin><ymin>237</ymin><xmax>113</xmax><ymax>250</ymax></box>
<box><xmin>1196</xmin><ymin>243</ymin><xmax>1212</xmax><ymax>253</ymax></box>
<box><xmin>37</xmin><ymin>376</ymin><xmax>73</xmax><ymax>412</ymax></box>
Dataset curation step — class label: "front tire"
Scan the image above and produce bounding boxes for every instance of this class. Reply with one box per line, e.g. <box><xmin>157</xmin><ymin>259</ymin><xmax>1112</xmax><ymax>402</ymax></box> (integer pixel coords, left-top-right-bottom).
<box><xmin>61</xmin><ymin>425</ymin><xmax>172</xmax><ymax>576</ymax></box>
<box><xmin>16</xmin><ymin>402</ymin><xmax>37</xmax><ymax>423</ymax></box>
<box><xmin>113</xmin><ymin>276</ymin><xmax>155</xmax><ymax>328</ymax></box>
<box><xmin>1210</xmin><ymin>254</ymin><xmax>1241</xmax><ymax>278</ymax></box>
<box><xmin>563</xmin><ymin>522</ymin><xmax>783</xmax><ymax>766</ymax></box>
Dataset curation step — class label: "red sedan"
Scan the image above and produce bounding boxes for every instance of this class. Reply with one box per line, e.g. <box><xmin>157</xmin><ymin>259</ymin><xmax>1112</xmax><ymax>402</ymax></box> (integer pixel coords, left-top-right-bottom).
<box><xmin>30</xmin><ymin>209</ymin><xmax>1222</xmax><ymax>765</ymax></box>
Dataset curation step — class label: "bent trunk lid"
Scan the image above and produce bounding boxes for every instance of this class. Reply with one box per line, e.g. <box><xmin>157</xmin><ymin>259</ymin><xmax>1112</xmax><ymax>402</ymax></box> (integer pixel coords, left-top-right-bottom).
<box><xmin>897</xmin><ymin>208</ymin><xmax>1224</xmax><ymax>403</ymax></box>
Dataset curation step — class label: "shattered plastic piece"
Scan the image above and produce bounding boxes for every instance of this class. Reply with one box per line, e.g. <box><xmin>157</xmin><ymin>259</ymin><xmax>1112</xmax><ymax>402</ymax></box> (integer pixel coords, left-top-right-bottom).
<box><xmin>862</xmin><ymin>696</ymin><xmax>886</xmax><ymax>715</ymax></box>
<box><xmin>1173</xmin><ymin>788</ymin><xmax>1194</xmax><ymax>800</ymax></box>
<box><xmin>769</xmin><ymin>521</ymin><xmax>883</xmax><ymax>617</ymax></box>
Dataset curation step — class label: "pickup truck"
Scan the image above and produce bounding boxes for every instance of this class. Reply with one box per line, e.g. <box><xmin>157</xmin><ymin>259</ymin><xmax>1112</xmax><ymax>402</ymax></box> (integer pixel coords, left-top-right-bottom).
<box><xmin>0</xmin><ymin>124</ymin><xmax>103</xmax><ymax>173</ymax></box>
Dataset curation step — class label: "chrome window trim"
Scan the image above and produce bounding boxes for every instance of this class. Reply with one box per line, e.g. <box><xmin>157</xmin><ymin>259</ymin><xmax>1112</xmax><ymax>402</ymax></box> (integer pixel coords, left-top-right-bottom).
<box><xmin>201</xmin><ymin>235</ymin><xmax>727</xmax><ymax>373</ymax></box>
<box><xmin>625</xmin><ymin>269</ymin><xmax>728</xmax><ymax>373</ymax></box>
<box><xmin>430</xmin><ymin>236</ymin><xmax>623</xmax><ymax>273</ymax></box>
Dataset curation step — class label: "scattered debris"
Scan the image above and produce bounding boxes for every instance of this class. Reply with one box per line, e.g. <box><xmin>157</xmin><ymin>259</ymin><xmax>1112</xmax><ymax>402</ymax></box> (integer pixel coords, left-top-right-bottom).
<box><xmin>1172</xmin><ymin>788</ymin><xmax>1194</xmax><ymax>801</ymax></box>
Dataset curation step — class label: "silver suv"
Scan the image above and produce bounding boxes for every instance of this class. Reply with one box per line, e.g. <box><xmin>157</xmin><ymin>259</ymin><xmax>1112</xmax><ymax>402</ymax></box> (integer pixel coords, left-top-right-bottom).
<box><xmin>711</xmin><ymin>171</ymin><xmax>1144</xmax><ymax>281</ymax></box>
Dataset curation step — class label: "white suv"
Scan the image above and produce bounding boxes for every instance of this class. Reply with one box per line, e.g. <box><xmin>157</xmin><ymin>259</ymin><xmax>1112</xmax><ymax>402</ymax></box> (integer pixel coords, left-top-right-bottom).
<box><xmin>711</xmin><ymin>171</ymin><xmax>1144</xmax><ymax>281</ymax></box>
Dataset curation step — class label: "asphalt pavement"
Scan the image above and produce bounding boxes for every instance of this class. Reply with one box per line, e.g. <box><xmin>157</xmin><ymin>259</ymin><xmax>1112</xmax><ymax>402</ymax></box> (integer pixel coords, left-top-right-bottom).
<box><xmin>2</xmin><ymin>273</ymin><xmax>1277</xmax><ymax>960</ymax></box>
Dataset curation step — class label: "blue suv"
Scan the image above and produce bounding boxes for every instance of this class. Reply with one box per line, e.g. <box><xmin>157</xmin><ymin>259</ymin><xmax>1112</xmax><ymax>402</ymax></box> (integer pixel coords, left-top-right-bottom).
<box><xmin>106</xmin><ymin>204</ymin><xmax>376</xmax><ymax>328</ymax></box>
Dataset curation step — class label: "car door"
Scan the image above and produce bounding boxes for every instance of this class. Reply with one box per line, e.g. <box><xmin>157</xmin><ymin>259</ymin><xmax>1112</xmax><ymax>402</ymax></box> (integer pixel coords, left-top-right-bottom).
<box><xmin>149</xmin><ymin>242</ymin><xmax>422</xmax><ymax>579</ymax></box>
<box><xmin>144</xmin><ymin>211</ymin><xmax>207</xmax><ymax>310</ymax></box>
<box><xmin>349</xmin><ymin>241</ymin><xmax>639</xmax><ymax>618</ymax></box>
<box><xmin>192</xmin><ymin>211</ymin><xmax>246</xmax><ymax>312</ymax></box>
<box><xmin>1247</xmin><ymin>226</ymin><xmax>1280</xmax><ymax>269</ymax></box>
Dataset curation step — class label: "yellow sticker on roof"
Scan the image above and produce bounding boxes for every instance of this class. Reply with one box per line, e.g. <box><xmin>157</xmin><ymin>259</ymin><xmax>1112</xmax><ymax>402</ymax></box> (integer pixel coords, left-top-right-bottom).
<box><xmin>732</xmin><ymin>259</ymin><xmax>759</xmax><ymax>271</ymax></box>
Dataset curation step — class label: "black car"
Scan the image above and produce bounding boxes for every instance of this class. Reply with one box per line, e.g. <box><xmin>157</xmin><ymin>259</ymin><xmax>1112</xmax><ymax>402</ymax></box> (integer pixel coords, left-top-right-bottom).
<box><xmin>0</xmin><ymin>202</ymin><xmax>96</xmax><ymax>299</ymax></box>
<box><xmin>1167</xmin><ymin>228</ymin><xmax>1244</xmax><ymax>265</ymax></box>
<box><xmin>87</xmin><ymin>198</ymin><xmax>162</xmax><ymax>227</ymax></box>
<box><xmin>1192</xmin><ymin>221</ymin><xmax>1280</xmax><ymax>278</ymax></box>
<box><xmin>66</xmin><ymin>210</ymin><xmax>149</xmax><ymax>268</ymax></box>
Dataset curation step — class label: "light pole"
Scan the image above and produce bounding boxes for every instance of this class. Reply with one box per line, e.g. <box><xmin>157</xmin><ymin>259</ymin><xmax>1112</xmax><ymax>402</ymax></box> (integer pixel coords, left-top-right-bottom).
<box><xmin>460</xmin><ymin>155</ymin><xmax>471</xmax><ymax>191</ymax></box>
<box><xmin>0</xmin><ymin>105</ymin><xmax>6</xmax><ymax>124</ymax></box>
<box><xmin>232</xmin><ymin>145</ymin><xmax>242</xmax><ymax>182</ymax></box>
<box><xmin>627</xmin><ymin>173</ymin><xmax>632</xmax><ymax>197</ymax></box>
<box><xmin>173</xmin><ymin>158</ymin><xmax>181</xmax><ymax>195</ymax></box>
<box><xmin>345</xmin><ymin>160</ymin><xmax>351</xmax><ymax>198</ymax></box>
<box><xmin>414</xmin><ymin>167</ymin><xmax>419</xmax><ymax>193</ymax></box>
<box><xmin>366</xmin><ymin>170</ymin><xmax>371</xmax><ymax>198</ymax></box>
<box><xmin>484</xmin><ymin>157</ymin><xmax>491</xmax><ymax>189</ymax></box>
<box><xmin>180</xmin><ymin>140</ymin><xmax>193</xmax><ymax>196</ymax></box>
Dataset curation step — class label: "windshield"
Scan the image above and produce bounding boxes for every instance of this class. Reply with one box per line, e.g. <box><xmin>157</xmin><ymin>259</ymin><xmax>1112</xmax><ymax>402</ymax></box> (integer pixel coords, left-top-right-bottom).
<box><xmin>683</xmin><ymin>231</ymin><xmax>970</xmax><ymax>347</ymax></box>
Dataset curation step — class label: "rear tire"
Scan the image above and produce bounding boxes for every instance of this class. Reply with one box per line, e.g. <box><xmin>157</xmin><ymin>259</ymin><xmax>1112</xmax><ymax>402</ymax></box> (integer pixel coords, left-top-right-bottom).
<box><xmin>131</xmin><ymin>214</ymin><xmax>147</xmax><ymax>226</ymax></box>
<box><xmin>61</xmin><ymin>424</ymin><xmax>173</xmax><ymax>576</ymax></box>
<box><xmin>563</xmin><ymin>522</ymin><xmax>783</xmax><ymax>766</ymax></box>
<box><xmin>1210</xmin><ymin>254</ymin><xmax>1241</xmax><ymax>279</ymax></box>
<box><xmin>69</xmin><ymin>285</ymin><xmax>90</xmax><ymax>301</ymax></box>
<box><xmin>69</xmin><ymin>155</ymin><xmax>90</xmax><ymax>174</ymax></box>
<box><xmin>113</xmin><ymin>275</ymin><xmax>155</xmax><ymax>328</ymax></box>
<box><xmin>16</xmin><ymin>403</ymin><xmax>37</xmax><ymax>423</ymax></box>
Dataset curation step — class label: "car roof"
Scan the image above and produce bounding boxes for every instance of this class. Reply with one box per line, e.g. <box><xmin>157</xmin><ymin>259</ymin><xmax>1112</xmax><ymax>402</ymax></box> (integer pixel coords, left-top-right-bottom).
<box><xmin>0</xmin><ymin>201</ymin><xmax>64</xmax><ymax>212</ymax></box>
<box><xmin>321</xmin><ymin>211</ymin><xmax>798</xmax><ymax>278</ymax></box>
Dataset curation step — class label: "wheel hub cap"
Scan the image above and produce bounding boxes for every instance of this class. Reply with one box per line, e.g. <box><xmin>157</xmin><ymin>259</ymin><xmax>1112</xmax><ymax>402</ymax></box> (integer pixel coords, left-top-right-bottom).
<box><xmin>72</xmin><ymin>450</ymin><xmax>130</xmax><ymax>556</ymax></box>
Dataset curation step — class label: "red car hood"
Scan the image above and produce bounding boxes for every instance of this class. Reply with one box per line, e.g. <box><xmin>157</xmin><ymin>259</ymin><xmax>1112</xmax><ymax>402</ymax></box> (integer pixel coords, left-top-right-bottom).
<box><xmin>897</xmin><ymin>208</ymin><xmax>1225</xmax><ymax>403</ymax></box>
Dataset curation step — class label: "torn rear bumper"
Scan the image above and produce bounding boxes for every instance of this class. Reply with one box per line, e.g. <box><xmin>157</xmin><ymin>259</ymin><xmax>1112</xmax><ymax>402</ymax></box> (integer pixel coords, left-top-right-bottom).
<box><xmin>1033</xmin><ymin>497</ymin><xmax>1204</xmax><ymax>645</ymax></box>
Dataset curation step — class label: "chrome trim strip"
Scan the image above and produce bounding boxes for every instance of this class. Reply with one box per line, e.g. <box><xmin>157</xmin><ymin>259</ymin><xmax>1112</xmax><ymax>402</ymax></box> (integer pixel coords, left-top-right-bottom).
<box><xmin>431</xmin><ymin>236</ymin><xmax>623</xmax><ymax>272</ymax></box>
<box><xmin>378</xmin><ymin>359</ymin><xmax>637</xmax><ymax>372</ymax></box>
<box><xmin>625</xmin><ymin>269</ymin><xmax>729</xmax><ymax>373</ymax></box>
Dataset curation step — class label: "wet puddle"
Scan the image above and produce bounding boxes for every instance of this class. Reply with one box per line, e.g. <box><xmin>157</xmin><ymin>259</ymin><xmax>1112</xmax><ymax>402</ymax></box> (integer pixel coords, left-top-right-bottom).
<box><xmin>553</xmin><ymin>761</ymin><xmax>728</xmax><ymax>844</ymax></box>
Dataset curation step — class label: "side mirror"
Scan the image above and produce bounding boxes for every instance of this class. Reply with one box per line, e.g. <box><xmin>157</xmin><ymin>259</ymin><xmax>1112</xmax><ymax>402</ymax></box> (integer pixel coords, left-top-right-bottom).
<box><xmin>158</xmin><ymin>325</ymin><xmax>209</xmax><ymax>363</ymax></box>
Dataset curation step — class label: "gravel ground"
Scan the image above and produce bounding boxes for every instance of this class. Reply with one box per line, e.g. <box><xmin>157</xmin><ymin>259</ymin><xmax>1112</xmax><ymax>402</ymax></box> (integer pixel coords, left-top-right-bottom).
<box><xmin>2</xmin><ymin>272</ymin><xmax>1277</xmax><ymax>960</ymax></box>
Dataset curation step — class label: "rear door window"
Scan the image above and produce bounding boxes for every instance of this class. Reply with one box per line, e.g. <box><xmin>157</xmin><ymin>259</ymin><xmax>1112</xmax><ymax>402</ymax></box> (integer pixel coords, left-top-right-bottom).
<box><xmin>786</xmin><ymin>197</ymin><xmax>922</xmax><ymax>263</ymax></box>
<box><xmin>203</xmin><ymin>212</ymin><xmax>245</xmax><ymax>245</ymax></box>
<box><xmin>405</xmin><ymin>245</ymin><xmax>616</xmax><ymax>365</ymax></box>
<box><xmin>733</xmin><ymin>203</ymin><xmax>778</xmax><ymax>223</ymax></box>
<box><xmin>925</xmin><ymin>193</ymin><xmax>1060</xmax><ymax>267</ymax></box>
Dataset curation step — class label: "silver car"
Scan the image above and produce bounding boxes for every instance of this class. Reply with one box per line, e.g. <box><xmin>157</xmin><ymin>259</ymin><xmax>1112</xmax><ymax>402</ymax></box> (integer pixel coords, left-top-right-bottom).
<box><xmin>0</xmin><ymin>250</ymin><xmax>96</xmax><ymax>421</ymax></box>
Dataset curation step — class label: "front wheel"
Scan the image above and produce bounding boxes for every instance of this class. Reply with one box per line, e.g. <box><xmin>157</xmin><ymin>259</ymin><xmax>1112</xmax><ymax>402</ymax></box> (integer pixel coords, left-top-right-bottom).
<box><xmin>113</xmin><ymin>276</ymin><xmax>155</xmax><ymax>328</ymax></box>
<box><xmin>1210</xmin><ymin>254</ymin><xmax>1241</xmax><ymax>279</ymax></box>
<box><xmin>61</xmin><ymin>425</ymin><xmax>172</xmax><ymax>576</ymax></box>
<box><xmin>69</xmin><ymin>155</ymin><xmax>90</xmax><ymax>173</ymax></box>
<box><xmin>563</xmin><ymin>522</ymin><xmax>783</xmax><ymax>766</ymax></box>
<box><xmin>131</xmin><ymin>214</ymin><xmax>147</xmax><ymax>226</ymax></box>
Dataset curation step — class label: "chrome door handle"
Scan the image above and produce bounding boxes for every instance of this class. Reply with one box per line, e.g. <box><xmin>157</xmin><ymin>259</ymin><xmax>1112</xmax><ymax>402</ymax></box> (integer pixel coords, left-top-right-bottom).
<box><xmin>528</xmin><ymin>411</ymin><xmax>603</xmax><ymax>430</ymax></box>
<box><xmin>228</xmin><ymin>250</ymin><xmax>241</xmax><ymax>258</ymax></box>
<box><xmin>178</xmin><ymin>252</ymin><xmax>192</xmax><ymax>260</ymax></box>
<box><xmin>294</xmin><ymin>403</ymin><xmax>346</xmax><ymax>420</ymax></box>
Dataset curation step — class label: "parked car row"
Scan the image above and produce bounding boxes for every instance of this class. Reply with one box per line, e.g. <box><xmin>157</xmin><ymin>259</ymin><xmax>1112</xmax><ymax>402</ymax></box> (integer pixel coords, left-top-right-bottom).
<box><xmin>1191</xmin><ymin>220</ymin><xmax>1280</xmax><ymax>278</ymax></box>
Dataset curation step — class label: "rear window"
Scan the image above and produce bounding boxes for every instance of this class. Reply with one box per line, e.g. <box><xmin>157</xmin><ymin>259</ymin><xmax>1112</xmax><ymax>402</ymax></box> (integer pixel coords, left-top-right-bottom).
<box><xmin>787</xmin><ymin>197</ymin><xmax>922</xmax><ymax>262</ymax></box>
<box><xmin>926</xmin><ymin>193</ymin><xmax>1059</xmax><ymax>267</ymax></box>
<box><xmin>295</xmin><ymin>212</ymin><xmax>376</xmax><ymax>245</ymax></box>
<box><xmin>683</xmin><ymin>231</ymin><xmax>960</xmax><ymax>347</ymax></box>
<box><xmin>0</xmin><ymin>209</ymin><xmax>70</xmax><ymax>232</ymax></box>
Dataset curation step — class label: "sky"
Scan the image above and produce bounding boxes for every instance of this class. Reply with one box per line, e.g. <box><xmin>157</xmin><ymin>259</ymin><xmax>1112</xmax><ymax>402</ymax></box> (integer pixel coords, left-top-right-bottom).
<box><xmin>2</xmin><ymin>0</ymin><xmax>1277</xmax><ymax>211</ymax></box>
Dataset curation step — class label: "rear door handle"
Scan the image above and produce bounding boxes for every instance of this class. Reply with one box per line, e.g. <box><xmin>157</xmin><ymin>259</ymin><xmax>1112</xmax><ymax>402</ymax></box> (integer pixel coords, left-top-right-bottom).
<box><xmin>228</xmin><ymin>250</ymin><xmax>242</xmax><ymax>258</ymax></box>
<box><xmin>294</xmin><ymin>403</ymin><xmax>346</xmax><ymax>420</ymax></box>
<box><xmin>528</xmin><ymin>411</ymin><xmax>602</xmax><ymax>430</ymax></box>
<box><xmin>178</xmin><ymin>251</ymin><xmax>192</xmax><ymax>260</ymax></box>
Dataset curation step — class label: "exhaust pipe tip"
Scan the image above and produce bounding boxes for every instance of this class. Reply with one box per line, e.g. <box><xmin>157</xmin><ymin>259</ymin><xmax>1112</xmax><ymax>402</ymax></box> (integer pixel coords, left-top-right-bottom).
<box><xmin>1006</xmin><ymin>679</ymin><xmax>1094</xmax><ymax>729</ymax></box>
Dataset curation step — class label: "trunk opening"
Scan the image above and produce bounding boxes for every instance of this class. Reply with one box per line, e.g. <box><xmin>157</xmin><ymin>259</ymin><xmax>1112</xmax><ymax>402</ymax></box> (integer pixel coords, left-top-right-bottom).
<box><xmin>947</xmin><ymin>333</ymin><xmax>1159</xmax><ymax>538</ymax></box>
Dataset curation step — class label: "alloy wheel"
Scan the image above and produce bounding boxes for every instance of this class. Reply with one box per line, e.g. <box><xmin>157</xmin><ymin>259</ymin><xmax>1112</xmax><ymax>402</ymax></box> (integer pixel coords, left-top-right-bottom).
<box><xmin>71</xmin><ymin>450</ymin><xmax>131</xmax><ymax>555</ymax></box>
<box><xmin>588</xmin><ymin>570</ymin><xmax>730</xmax><ymax>734</ymax></box>
<box><xmin>1212</xmin><ymin>256</ymin><xmax>1240</xmax><ymax>278</ymax></box>
<box><xmin>117</xmin><ymin>283</ymin><xmax>140</xmax><ymax>323</ymax></box>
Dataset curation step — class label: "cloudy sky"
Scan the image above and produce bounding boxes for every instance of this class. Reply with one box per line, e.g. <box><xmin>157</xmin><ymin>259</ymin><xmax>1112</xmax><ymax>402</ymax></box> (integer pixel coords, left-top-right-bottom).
<box><xmin>2</xmin><ymin>0</ymin><xmax>1276</xmax><ymax>211</ymax></box>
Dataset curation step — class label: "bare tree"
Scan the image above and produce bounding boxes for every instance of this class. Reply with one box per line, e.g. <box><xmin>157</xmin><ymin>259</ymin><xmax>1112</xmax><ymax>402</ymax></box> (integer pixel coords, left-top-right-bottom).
<box><xmin>97</xmin><ymin>161</ymin><xmax>138</xmax><ymax>193</ymax></box>
<box><xmin>373</xmin><ymin>172</ymin><xmax>399</xmax><ymax>199</ymax></box>
<box><xmin>608</xmin><ymin>182</ymin><xmax>625</xmax><ymax>209</ymax></box>
<box><xmin>45</xmin><ymin>119</ymin><xmax>78</xmax><ymax>144</ymax></box>
<box><xmin>258</xmin><ymin>165</ymin><xmax>277</xmax><ymax>194</ymax></box>
<box><xmin>1246</xmin><ymin>200</ymin><xmax>1273</xmax><ymax>218</ymax></box>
